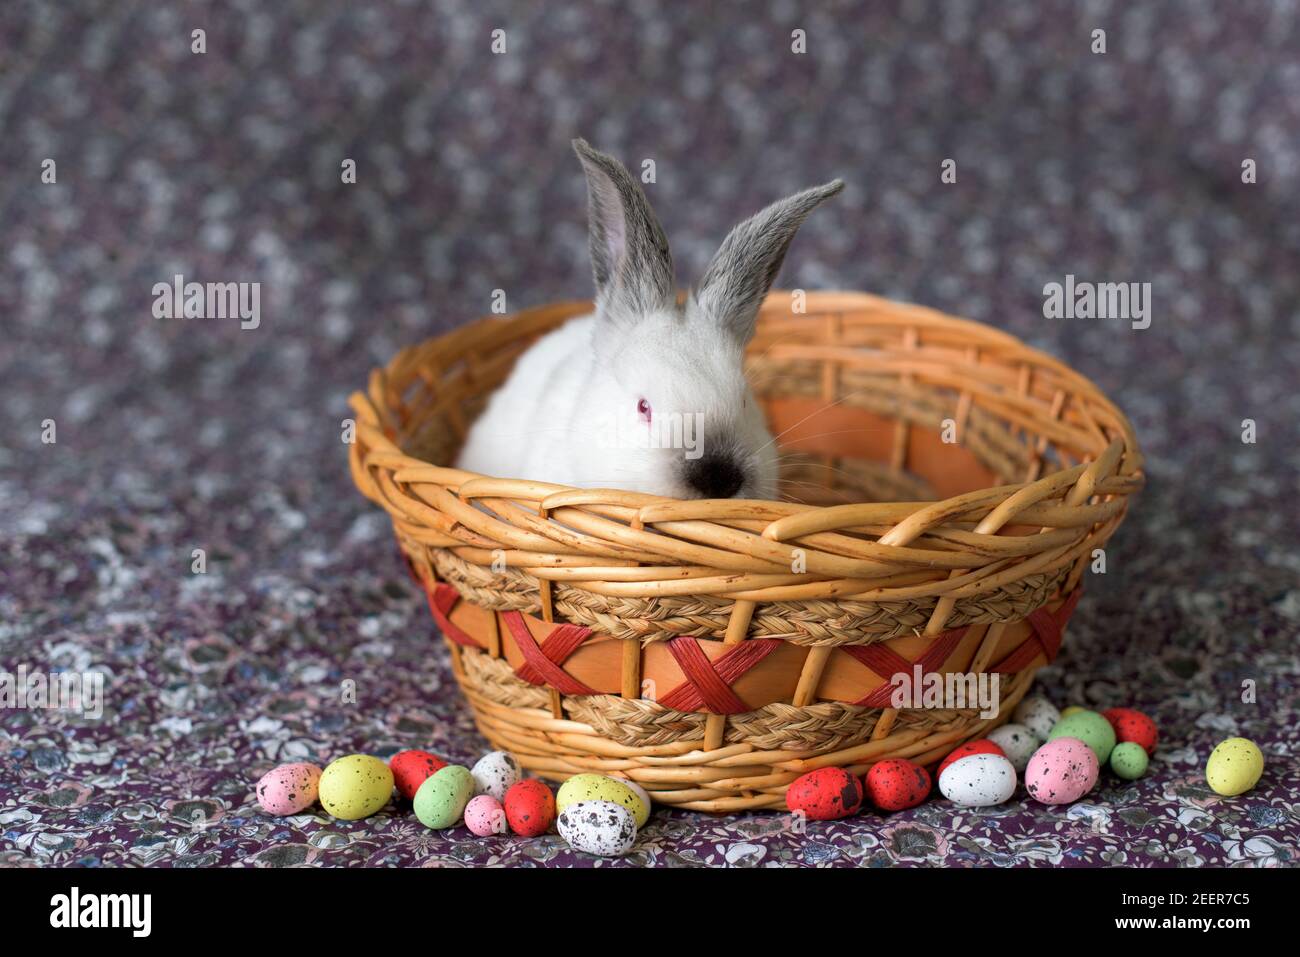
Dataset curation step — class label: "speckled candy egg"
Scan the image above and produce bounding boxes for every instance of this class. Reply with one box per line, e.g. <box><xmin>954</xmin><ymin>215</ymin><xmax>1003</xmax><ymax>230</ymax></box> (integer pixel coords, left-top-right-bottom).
<box><xmin>1024</xmin><ymin>737</ymin><xmax>1099</xmax><ymax>805</ymax></box>
<box><xmin>937</xmin><ymin>753</ymin><xmax>1017</xmax><ymax>807</ymax></box>
<box><xmin>1110</xmin><ymin>741</ymin><xmax>1149</xmax><ymax>780</ymax></box>
<box><xmin>1060</xmin><ymin>705</ymin><xmax>1087</xmax><ymax>718</ymax></box>
<box><xmin>937</xmin><ymin>739</ymin><xmax>1006</xmax><ymax>778</ymax></box>
<box><xmin>622</xmin><ymin>779</ymin><xmax>653</xmax><ymax>816</ymax></box>
<box><xmin>557</xmin><ymin>800</ymin><xmax>637</xmax><ymax>857</ymax></box>
<box><xmin>864</xmin><ymin>759</ymin><xmax>931</xmax><ymax>811</ymax></box>
<box><xmin>1048</xmin><ymin>710</ymin><xmax>1117</xmax><ymax>765</ymax></box>
<box><xmin>413</xmin><ymin>765</ymin><xmax>474</xmax><ymax>829</ymax></box>
<box><xmin>987</xmin><ymin>723</ymin><xmax>1039</xmax><ymax>773</ymax></box>
<box><xmin>504</xmin><ymin>779</ymin><xmax>556</xmax><ymax>837</ymax></box>
<box><xmin>785</xmin><ymin>767</ymin><xmax>864</xmax><ymax>820</ymax></box>
<box><xmin>1013</xmin><ymin>696</ymin><xmax>1061</xmax><ymax>740</ymax></box>
<box><xmin>470</xmin><ymin>750</ymin><xmax>521</xmax><ymax>801</ymax></box>
<box><xmin>256</xmin><ymin>762</ymin><xmax>322</xmax><ymax>815</ymax></box>
<box><xmin>556</xmin><ymin>773</ymin><xmax>650</xmax><ymax>827</ymax></box>
<box><xmin>463</xmin><ymin>794</ymin><xmax>509</xmax><ymax>836</ymax></box>
<box><xmin>1102</xmin><ymin>707</ymin><xmax>1158</xmax><ymax>756</ymax></box>
<box><xmin>318</xmin><ymin>754</ymin><xmax>394</xmax><ymax>820</ymax></box>
<box><xmin>389</xmin><ymin>749</ymin><xmax>447</xmax><ymax>801</ymax></box>
<box><xmin>1205</xmin><ymin>737</ymin><xmax>1264</xmax><ymax>796</ymax></box>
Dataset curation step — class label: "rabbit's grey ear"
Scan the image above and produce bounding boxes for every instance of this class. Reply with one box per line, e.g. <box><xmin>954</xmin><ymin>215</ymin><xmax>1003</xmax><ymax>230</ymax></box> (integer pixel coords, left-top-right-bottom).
<box><xmin>572</xmin><ymin>138</ymin><xmax>675</xmax><ymax>319</ymax></box>
<box><xmin>690</xmin><ymin>180</ymin><xmax>843</xmax><ymax>343</ymax></box>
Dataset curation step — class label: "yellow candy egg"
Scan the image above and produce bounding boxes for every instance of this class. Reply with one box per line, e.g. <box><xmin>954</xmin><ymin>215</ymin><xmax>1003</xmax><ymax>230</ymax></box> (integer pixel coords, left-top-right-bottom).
<box><xmin>556</xmin><ymin>773</ymin><xmax>650</xmax><ymax>827</ymax></box>
<box><xmin>1060</xmin><ymin>706</ymin><xmax>1087</xmax><ymax>718</ymax></box>
<box><xmin>1205</xmin><ymin>737</ymin><xmax>1264</xmax><ymax>796</ymax></box>
<box><xmin>318</xmin><ymin>754</ymin><xmax>394</xmax><ymax>820</ymax></box>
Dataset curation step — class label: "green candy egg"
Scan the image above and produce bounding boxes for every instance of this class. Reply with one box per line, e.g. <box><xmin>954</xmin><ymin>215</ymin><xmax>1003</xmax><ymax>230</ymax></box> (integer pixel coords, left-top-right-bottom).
<box><xmin>1205</xmin><ymin>737</ymin><xmax>1264</xmax><ymax>796</ymax></box>
<box><xmin>413</xmin><ymin>764</ymin><xmax>474</xmax><ymax>829</ymax></box>
<box><xmin>1048</xmin><ymin>710</ymin><xmax>1117</xmax><ymax>765</ymax></box>
<box><xmin>318</xmin><ymin>754</ymin><xmax>394</xmax><ymax>821</ymax></box>
<box><xmin>1110</xmin><ymin>741</ymin><xmax>1149</xmax><ymax>780</ymax></box>
<box><xmin>556</xmin><ymin>773</ymin><xmax>650</xmax><ymax>828</ymax></box>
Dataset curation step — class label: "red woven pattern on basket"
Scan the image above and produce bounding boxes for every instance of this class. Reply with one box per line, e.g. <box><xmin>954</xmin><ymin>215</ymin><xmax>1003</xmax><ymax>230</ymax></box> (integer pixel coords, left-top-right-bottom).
<box><xmin>989</xmin><ymin>587</ymin><xmax>1082</xmax><ymax>674</ymax></box>
<box><xmin>847</xmin><ymin>625</ymin><xmax>969</xmax><ymax>708</ymax></box>
<box><xmin>658</xmin><ymin>636</ymin><xmax>782</xmax><ymax>714</ymax></box>
<box><xmin>842</xmin><ymin>588</ymin><xmax>1083</xmax><ymax>707</ymax></box>
<box><xmin>502</xmin><ymin>611</ymin><xmax>598</xmax><ymax>696</ymax></box>
<box><xmin>427</xmin><ymin>583</ymin><xmax>483</xmax><ymax>649</ymax></box>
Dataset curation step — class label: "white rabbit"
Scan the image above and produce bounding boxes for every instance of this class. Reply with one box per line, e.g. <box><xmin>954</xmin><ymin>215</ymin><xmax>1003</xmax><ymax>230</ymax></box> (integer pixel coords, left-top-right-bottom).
<box><xmin>455</xmin><ymin>138</ymin><xmax>842</xmax><ymax>499</ymax></box>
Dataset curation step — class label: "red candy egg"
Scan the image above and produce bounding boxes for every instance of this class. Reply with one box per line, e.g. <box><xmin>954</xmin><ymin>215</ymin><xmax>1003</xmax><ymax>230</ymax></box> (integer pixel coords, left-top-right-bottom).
<box><xmin>504</xmin><ymin>779</ymin><xmax>555</xmax><ymax>837</ymax></box>
<box><xmin>865</xmin><ymin>758</ymin><xmax>932</xmax><ymax>811</ymax></box>
<box><xmin>785</xmin><ymin>767</ymin><xmax>863</xmax><ymax>821</ymax></box>
<box><xmin>937</xmin><ymin>739</ymin><xmax>1006</xmax><ymax>778</ymax></box>
<box><xmin>1102</xmin><ymin>708</ymin><xmax>1158</xmax><ymax>756</ymax></box>
<box><xmin>389</xmin><ymin>749</ymin><xmax>448</xmax><ymax>801</ymax></box>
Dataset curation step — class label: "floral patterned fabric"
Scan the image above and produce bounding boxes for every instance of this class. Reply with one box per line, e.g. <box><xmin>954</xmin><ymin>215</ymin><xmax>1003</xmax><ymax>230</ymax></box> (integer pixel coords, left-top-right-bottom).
<box><xmin>2</xmin><ymin>1</ymin><xmax>1298</xmax><ymax>867</ymax></box>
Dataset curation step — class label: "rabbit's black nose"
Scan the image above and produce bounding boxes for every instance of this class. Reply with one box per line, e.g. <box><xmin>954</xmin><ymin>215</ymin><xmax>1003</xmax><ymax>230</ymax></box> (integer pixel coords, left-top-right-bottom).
<box><xmin>683</xmin><ymin>454</ymin><xmax>745</xmax><ymax>498</ymax></box>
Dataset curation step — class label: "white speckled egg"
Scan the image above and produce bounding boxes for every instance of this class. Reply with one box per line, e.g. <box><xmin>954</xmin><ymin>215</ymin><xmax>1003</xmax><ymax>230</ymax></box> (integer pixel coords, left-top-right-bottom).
<box><xmin>937</xmin><ymin>753</ymin><xmax>1017</xmax><ymax>807</ymax></box>
<box><xmin>556</xmin><ymin>800</ymin><xmax>637</xmax><ymax>857</ymax></box>
<box><xmin>470</xmin><ymin>750</ymin><xmax>521</xmax><ymax>801</ymax></box>
<box><xmin>1013</xmin><ymin>696</ymin><xmax>1061</xmax><ymax>741</ymax></box>
<box><xmin>988</xmin><ymin>723</ymin><xmax>1039</xmax><ymax>772</ymax></box>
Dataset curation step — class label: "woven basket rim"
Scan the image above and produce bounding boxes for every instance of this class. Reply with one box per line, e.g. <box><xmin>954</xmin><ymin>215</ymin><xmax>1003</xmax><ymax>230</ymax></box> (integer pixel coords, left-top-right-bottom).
<box><xmin>348</xmin><ymin>290</ymin><xmax>1144</xmax><ymax>596</ymax></box>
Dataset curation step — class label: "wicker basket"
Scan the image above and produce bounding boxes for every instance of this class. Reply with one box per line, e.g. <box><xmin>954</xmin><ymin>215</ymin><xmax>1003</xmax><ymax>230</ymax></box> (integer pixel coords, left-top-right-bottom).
<box><xmin>348</xmin><ymin>291</ymin><xmax>1144</xmax><ymax>812</ymax></box>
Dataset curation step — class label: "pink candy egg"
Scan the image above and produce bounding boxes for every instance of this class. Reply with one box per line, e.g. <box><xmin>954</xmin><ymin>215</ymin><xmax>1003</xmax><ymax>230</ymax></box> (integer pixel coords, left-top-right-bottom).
<box><xmin>256</xmin><ymin>762</ymin><xmax>323</xmax><ymax>815</ymax></box>
<box><xmin>464</xmin><ymin>794</ymin><xmax>509</xmax><ymax>836</ymax></box>
<box><xmin>1024</xmin><ymin>737</ymin><xmax>1099</xmax><ymax>805</ymax></box>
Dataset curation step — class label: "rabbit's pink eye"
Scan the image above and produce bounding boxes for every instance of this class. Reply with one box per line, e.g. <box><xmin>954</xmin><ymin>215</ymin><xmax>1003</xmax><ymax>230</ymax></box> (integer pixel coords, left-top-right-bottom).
<box><xmin>637</xmin><ymin>398</ymin><xmax>652</xmax><ymax>424</ymax></box>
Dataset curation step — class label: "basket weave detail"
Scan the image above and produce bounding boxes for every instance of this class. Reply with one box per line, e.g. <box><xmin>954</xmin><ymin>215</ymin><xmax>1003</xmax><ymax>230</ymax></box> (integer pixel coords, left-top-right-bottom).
<box><xmin>430</xmin><ymin>546</ymin><xmax>1071</xmax><ymax>646</ymax></box>
<box><xmin>461</xmin><ymin>649</ymin><xmax>1018</xmax><ymax>753</ymax></box>
<box><xmin>425</xmin><ymin>572</ymin><xmax>1079</xmax><ymax>710</ymax></box>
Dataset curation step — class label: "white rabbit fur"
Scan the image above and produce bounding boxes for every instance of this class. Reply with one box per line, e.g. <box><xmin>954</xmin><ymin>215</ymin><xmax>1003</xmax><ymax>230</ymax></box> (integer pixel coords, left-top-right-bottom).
<box><xmin>456</xmin><ymin>139</ymin><xmax>842</xmax><ymax>500</ymax></box>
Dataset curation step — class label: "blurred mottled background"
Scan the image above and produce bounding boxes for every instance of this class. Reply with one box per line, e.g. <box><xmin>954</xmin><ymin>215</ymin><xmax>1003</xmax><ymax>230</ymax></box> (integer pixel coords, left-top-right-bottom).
<box><xmin>1</xmin><ymin>1</ymin><xmax>1297</xmax><ymax>866</ymax></box>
